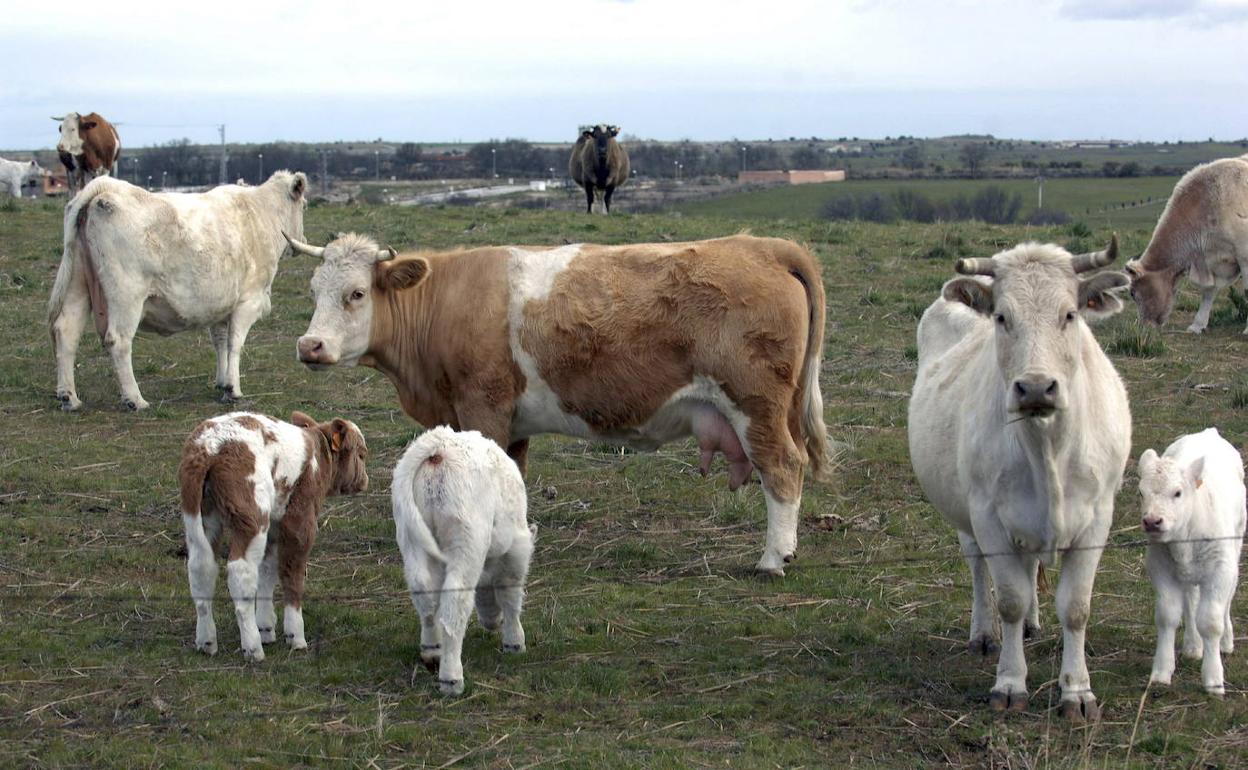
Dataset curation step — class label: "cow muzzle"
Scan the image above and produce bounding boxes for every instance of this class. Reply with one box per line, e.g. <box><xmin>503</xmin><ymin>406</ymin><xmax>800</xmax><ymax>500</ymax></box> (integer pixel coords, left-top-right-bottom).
<box><xmin>1141</xmin><ymin>515</ymin><xmax>1165</xmax><ymax>535</ymax></box>
<box><xmin>297</xmin><ymin>336</ymin><xmax>338</xmax><ymax>368</ymax></box>
<box><xmin>1011</xmin><ymin>375</ymin><xmax>1059</xmax><ymax>417</ymax></box>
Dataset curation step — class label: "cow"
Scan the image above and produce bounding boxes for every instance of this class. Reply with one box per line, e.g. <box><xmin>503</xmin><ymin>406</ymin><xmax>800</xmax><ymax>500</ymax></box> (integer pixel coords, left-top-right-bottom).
<box><xmin>1138</xmin><ymin>428</ymin><xmax>1245</xmax><ymax>696</ymax></box>
<box><xmin>0</xmin><ymin>157</ymin><xmax>44</xmax><ymax>197</ymax></box>
<box><xmin>1124</xmin><ymin>154</ymin><xmax>1248</xmax><ymax>334</ymax></box>
<box><xmin>47</xmin><ymin>171</ymin><xmax>308</xmax><ymax>412</ymax></box>
<box><xmin>179</xmin><ymin>411</ymin><xmax>369</xmax><ymax>661</ymax></box>
<box><xmin>568</xmin><ymin>124</ymin><xmax>630</xmax><ymax>214</ymax></box>
<box><xmin>392</xmin><ymin>426</ymin><xmax>535</xmax><ymax>695</ymax></box>
<box><xmin>52</xmin><ymin>112</ymin><xmax>121</xmax><ymax>195</ymax></box>
<box><xmin>908</xmin><ymin>237</ymin><xmax>1132</xmax><ymax>722</ymax></box>
<box><xmin>288</xmin><ymin>231</ymin><xmax>831</xmax><ymax>576</ymax></box>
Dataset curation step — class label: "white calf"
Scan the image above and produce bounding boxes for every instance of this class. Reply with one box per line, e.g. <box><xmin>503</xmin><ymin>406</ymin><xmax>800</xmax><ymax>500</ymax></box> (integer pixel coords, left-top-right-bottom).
<box><xmin>392</xmin><ymin>426</ymin><xmax>534</xmax><ymax>695</ymax></box>
<box><xmin>1139</xmin><ymin>428</ymin><xmax>1246</xmax><ymax>696</ymax></box>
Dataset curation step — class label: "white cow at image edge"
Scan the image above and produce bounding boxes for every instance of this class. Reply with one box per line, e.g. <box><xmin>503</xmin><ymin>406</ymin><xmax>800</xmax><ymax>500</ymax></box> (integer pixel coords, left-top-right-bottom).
<box><xmin>47</xmin><ymin>171</ymin><xmax>307</xmax><ymax>411</ymax></box>
<box><xmin>908</xmin><ymin>236</ymin><xmax>1132</xmax><ymax>723</ymax></box>
<box><xmin>1138</xmin><ymin>428</ymin><xmax>1246</xmax><ymax>696</ymax></box>
<box><xmin>392</xmin><ymin>426</ymin><xmax>536</xmax><ymax>696</ymax></box>
<box><xmin>0</xmin><ymin>157</ymin><xmax>43</xmax><ymax>197</ymax></box>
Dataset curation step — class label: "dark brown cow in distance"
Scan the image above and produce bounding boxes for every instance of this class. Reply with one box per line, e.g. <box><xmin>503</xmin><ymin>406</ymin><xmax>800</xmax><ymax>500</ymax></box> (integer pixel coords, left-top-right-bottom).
<box><xmin>289</xmin><ymin>231</ymin><xmax>832</xmax><ymax>575</ymax></box>
<box><xmin>568</xmin><ymin>124</ymin><xmax>630</xmax><ymax>214</ymax></box>
<box><xmin>52</xmin><ymin>112</ymin><xmax>121</xmax><ymax>194</ymax></box>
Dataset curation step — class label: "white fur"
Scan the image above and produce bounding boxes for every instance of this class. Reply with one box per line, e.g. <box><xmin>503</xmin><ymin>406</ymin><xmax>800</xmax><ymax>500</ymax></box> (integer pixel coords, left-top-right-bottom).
<box><xmin>55</xmin><ymin>113</ymin><xmax>85</xmax><ymax>156</ymax></box>
<box><xmin>392</xmin><ymin>426</ymin><xmax>534</xmax><ymax>696</ymax></box>
<box><xmin>908</xmin><ymin>242</ymin><xmax>1132</xmax><ymax>717</ymax></box>
<box><xmin>0</xmin><ymin>157</ymin><xmax>43</xmax><ymax>197</ymax></box>
<box><xmin>48</xmin><ymin>172</ymin><xmax>307</xmax><ymax>411</ymax></box>
<box><xmin>1139</xmin><ymin>428</ymin><xmax>1246</xmax><ymax>695</ymax></box>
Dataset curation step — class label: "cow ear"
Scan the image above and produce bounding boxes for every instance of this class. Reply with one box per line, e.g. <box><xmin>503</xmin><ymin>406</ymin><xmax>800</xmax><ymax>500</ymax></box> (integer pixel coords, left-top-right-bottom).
<box><xmin>1123</xmin><ymin>260</ymin><xmax>1141</xmax><ymax>279</ymax></box>
<box><xmin>81</xmin><ymin>121</ymin><xmax>98</xmax><ymax>130</ymax></box>
<box><xmin>1186</xmin><ymin>455</ymin><xmax>1205</xmax><ymax>489</ymax></box>
<box><xmin>329</xmin><ymin>419</ymin><xmax>353</xmax><ymax>452</ymax></box>
<box><xmin>290</xmin><ymin>411</ymin><xmax>318</xmax><ymax>429</ymax></box>
<box><xmin>377</xmin><ymin>257</ymin><xmax>430</xmax><ymax>292</ymax></box>
<box><xmin>1138</xmin><ymin>448</ymin><xmax>1159</xmax><ymax>474</ymax></box>
<box><xmin>290</xmin><ymin>172</ymin><xmax>307</xmax><ymax>200</ymax></box>
<box><xmin>1078</xmin><ymin>270</ymin><xmax>1129</xmax><ymax>321</ymax></box>
<box><xmin>941</xmin><ymin>277</ymin><xmax>993</xmax><ymax>315</ymax></box>
<box><xmin>609</xmin><ymin>126</ymin><xmax>620</xmax><ymax>136</ymax></box>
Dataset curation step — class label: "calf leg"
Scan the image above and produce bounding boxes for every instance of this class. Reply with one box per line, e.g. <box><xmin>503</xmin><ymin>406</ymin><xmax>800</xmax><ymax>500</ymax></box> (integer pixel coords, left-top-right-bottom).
<box><xmin>1197</xmin><ymin>576</ymin><xmax>1235</xmax><ymax>696</ymax></box>
<box><xmin>1149</xmin><ymin>561</ymin><xmax>1183</xmax><ymax>686</ymax></box>
<box><xmin>1181</xmin><ymin>584</ymin><xmax>1203</xmax><ymax>659</ymax></box>
<box><xmin>475</xmin><ymin>580</ymin><xmax>502</xmax><ymax>632</ymax></box>
<box><xmin>183</xmin><ymin>512</ymin><xmax>219</xmax><ymax>655</ymax></box>
<box><xmin>958</xmin><ymin>531</ymin><xmax>997</xmax><ymax>655</ymax></box>
<box><xmin>1054</xmin><ymin>525</ymin><xmax>1107</xmax><ymax>723</ymax></box>
<box><xmin>495</xmin><ymin>527</ymin><xmax>535</xmax><ymax>654</ymax></box>
<box><xmin>1187</xmin><ymin>285</ymin><xmax>1217</xmax><ymax>333</ymax></box>
<box><xmin>403</xmin><ymin>549</ymin><xmax>445</xmax><ymax>673</ymax></box>
<box><xmin>277</xmin><ymin>513</ymin><xmax>316</xmax><ymax>651</ymax></box>
<box><xmin>209</xmin><ymin>322</ymin><xmax>230</xmax><ymax>391</ymax></box>
<box><xmin>50</xmin><ymin>270</ymin><xmax>90</xmax><ymax>411</ymax></box>
<box><xmin>256</xmin><ymin>540</ymin><xmax>279</xmax><ymax>644</ymax></box>
<box><xmin>227</xmin><ymin>529</ymin><xmax>268</xmax><ymax>661</ymax></box>
<box><xmin>436</xmin><ymin>560</ymin><xmax>486</xmax><ymax>696</ymax></box>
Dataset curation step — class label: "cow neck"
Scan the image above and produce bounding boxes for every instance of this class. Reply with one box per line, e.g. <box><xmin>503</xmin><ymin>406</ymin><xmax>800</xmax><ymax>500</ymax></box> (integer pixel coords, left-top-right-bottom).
<box><xmin>363</xmin><ymin>280</ymin><xmax>437</xmax><ymax>411</ymax></box>
<box><xmin>1139</xmin><ymin>190</ymin><xmax>1203</xmax><ymax>273</ymax></box>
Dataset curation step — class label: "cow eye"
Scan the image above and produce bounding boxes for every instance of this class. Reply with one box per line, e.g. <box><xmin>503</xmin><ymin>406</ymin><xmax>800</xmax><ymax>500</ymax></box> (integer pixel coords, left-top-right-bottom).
<box><xmin>1065</xmin><ymin>311</ymin><xmax>1076</xmax><ymax>324</ymax></box>
<box><xmin>994</xmin><ymin>313</ymin><xmax>1006</xmax><ymax>326</ymax></box>
<box><xmin>349</xmin><ymin>289</ymin><xmax>366</xmax><ymax>302</ymax></box>
<box><xmin>1173</xmin><ymin>490</ymin><xmax>1181</xmax><ymax>498</ymax></box>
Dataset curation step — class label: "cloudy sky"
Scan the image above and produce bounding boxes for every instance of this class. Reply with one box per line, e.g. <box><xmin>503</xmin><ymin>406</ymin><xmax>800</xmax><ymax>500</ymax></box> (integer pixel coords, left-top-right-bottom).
<box><xmin>3</xmin><ymin>0</ymin><xmax>1247</xmax><ymax>148</ymax></box>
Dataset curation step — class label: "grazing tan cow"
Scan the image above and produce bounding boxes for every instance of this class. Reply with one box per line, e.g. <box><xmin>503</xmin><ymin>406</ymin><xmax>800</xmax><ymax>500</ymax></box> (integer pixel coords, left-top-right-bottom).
<box><xmin>52</xmin><ymin>112</ymin><xmax>120</xmax><ymax>194</ymax></box>
<box><xmin>568</xmin><ymin>124</ymin><xmax>630</xmax><ymax>214</ymax></box>
<box><xmin>290</xmin><ymin>232</ymin><xmax>831</xmax><ymax>575</ymax></box>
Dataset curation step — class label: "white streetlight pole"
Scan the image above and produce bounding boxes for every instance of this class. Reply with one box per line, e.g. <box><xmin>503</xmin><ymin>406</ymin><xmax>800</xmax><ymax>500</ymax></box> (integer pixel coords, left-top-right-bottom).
<box><xmin>257</xmin><ymin>153</ymin><xmax>264</xmax><ymax>183</ymax></box>
<box><xmin>375</xmin><ymin>150</ymin><xmax>380</xmax><ymax>180</ymax></box>
<box><xmin>491</xmin><ymin>148</ymin><xmax>497</xmax><ymax>178</ymax></box>
<box><xmin>741</xmin><ymin>146</ymin><xmax>747</xmax><ymax>172</ymax></box>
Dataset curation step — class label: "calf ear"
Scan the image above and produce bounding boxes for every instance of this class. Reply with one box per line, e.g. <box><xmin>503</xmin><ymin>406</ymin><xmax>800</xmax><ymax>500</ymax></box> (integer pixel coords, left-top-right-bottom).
<box><xmin>941</xmin><ymin>277</ymin><xmax>993</xmax><ymax>315</ymax></box>
<box><xmin>377</xmin><ymin>257</ymin><xmax>430</xmax><ymax>292</ymax></box>
<box><xmin>1137</xmin><ymin>448</ymin><xmax>1159</xmax><ymax>474</ymax></box>
<box><xmin>290</xmin><ymin>411</ymin><xmax>318</xmax><ymax>429</ymax></box>
<box><xmin>329</xmin><ymin>419</ymin><xmax>353</xmax><ymax>453</ymax></box>
<box><xmin>1186</xmin><ymin>455</ymin><xmax>1206</xmax><ymax>489</ymax></box>
<box><xmin>290</xmin><ymin>172</ymin><xmax>307</xmax><ymax>200</ymax></box>
<box><xmin>1078</xmin><ymin>270</ymin><xmax>1129</xmax><ymax>320</ymax></box>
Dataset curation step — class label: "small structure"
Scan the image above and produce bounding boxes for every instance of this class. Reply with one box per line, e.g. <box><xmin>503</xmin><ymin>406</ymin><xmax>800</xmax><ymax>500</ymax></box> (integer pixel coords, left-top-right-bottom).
<box><xmin>739</xmin><ymin>170</ymin><xmax>846</xmax><ymax>185</ymax></box>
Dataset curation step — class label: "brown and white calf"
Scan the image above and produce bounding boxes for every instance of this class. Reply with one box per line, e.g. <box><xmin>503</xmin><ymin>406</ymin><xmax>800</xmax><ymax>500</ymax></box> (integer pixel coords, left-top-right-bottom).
<box><xmin>178</xmin><ymin>411</ymin><xmax>368</xmax><ymax>660</ymax></box>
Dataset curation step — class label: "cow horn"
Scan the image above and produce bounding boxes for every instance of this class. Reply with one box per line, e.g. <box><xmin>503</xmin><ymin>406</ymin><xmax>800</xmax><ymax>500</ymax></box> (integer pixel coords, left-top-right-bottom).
<box><xmin>376</xmin><ymin>247</ymin><xmax>397</xmax><ymax>262</ymax></box>
<box><xmin>51</xmin><ymin>115</ymin><xmax>65</xmax><ymax>121</ymax></box>
<box><xmin>954</xmin><ymin>257</ymin><xmax>996</xmax><ymax>276</ymax></box>
<box><xmin>1071</xmin><ymin>233</ymin><xmax>1119</xmax><ymax>273</ymax></box>
<box><xmin>282</xmin><ymin>231</ymin><xmax>325</xmax><ymax>258</ymax></box>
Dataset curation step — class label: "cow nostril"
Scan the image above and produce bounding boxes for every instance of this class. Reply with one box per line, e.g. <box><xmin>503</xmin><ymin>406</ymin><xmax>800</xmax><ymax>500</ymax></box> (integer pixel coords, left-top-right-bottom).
<box><xmin>1014</xmin><ymin>381</ymin><xmax>1027</xmax><ymax>397</ymax></box>
<box><xmin>1045</xmin><ymin>380</ymin><xmax>1058</xmax><ymax>396</ymax></box>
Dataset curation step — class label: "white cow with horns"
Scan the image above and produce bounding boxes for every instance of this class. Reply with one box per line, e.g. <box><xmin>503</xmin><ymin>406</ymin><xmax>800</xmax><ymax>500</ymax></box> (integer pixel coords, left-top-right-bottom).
<box><xmin>908</xmin><ymin>236</ymin><xmax>1132</xmax><ymax>723</ymax></box>
<box><xmin>48</xmin><ymin>171</ymin><xmax>308</xmax><ymax>411</ymax></box>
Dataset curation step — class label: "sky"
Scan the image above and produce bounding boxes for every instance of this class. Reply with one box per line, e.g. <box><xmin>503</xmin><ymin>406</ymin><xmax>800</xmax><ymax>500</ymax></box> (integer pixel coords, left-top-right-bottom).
<box><xmin>2</xmin><ymin>0</ymin><xmax>1247</xmax><ymax>149</ymax></box>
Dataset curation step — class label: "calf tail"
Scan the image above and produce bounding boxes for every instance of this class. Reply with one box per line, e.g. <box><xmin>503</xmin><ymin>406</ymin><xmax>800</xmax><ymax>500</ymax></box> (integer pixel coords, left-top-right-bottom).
<box><xmin>178</xmin><ymin>445</ymin><xmax>215</xmax><ymax>562</ymax></box>
<box><xmin>394</xmin><ymin>451</ymin><xmax>447</xmax><ymax>564</ymax></box>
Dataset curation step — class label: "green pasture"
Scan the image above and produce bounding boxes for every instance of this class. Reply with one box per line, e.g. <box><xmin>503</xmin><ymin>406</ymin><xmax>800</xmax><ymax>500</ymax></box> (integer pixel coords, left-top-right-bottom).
<box><xmin>0</xmin><ymin>199</ymin><xmax>1245</xmax><ymax>767</ymax></box>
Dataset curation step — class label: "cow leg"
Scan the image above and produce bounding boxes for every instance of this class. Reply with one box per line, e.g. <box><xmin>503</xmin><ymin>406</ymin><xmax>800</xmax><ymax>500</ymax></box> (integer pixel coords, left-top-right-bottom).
<box><xmin>227</xmin><ymin>528</ymin><xmax>268</xmax><ymax>662</ymax></box>
<box><xmin>102</xmin><ymin>295</ymin><xmax>149</xmax><ymax>411</ymax></box>
<box><xmin>474</xmin><ymin>579</ymin><xmax>502</xmax><ymax>632</ymax></box>
<box><xmin>183</xmin><ymin>512</ymin><xmax>219</xmax><ymax>655</ymax></box>
<box><xmin>1197</xmin><ymin>573</ymin><xmax>1235</xmax><ymax>695</ymax></box>
<box><xmin>50</xmin><ymin>269</ymin><xmax>91</xmax><ymax>411</ymax></box>
<box><xmin>436</xmin><ymin>557</ymin><xmax>485</xmax><ymax>696</ymax></box>
<box><xmin>740</xmin><ymin>412</ymin><xmax>805</xmax><ymax>576</ymax></box>
<box><xmin>222</xmin><ymin>298</ymin><xmax>266</xmax><ymax>401</ymax></box>
<box><xmin>584</xmin><ymin>185</ymin><xmax>594</xmax><ymax>214</ymax></box>
<box><xmin>958</xmin><ymin>531</ymin><xmax>998</xmax><ymax>655</ymax></box>
<box><xmin>1148</xmin><ymin>549</ymin><xmax>1182</xmax><ymax>686</ymax></box>
<box><xmin>404</xmin><ymin>548</ymin><xmax>445</xmax><ymax>674</ymax></box>
<box><xmin>506</xmin><ymin>439</ymin><xmax>529</xmax><ymax>476</ymax></box>
<box><xmin>1187</xmin><ymin>285</ymin><xmax>1217</xmax><ymax>333</ymax></box>
<box><xmin>495</xmin><ymin>525</ymin><xmax>534</xmax><ymax>654</ymax></box>
<box><xmin>256</xmin><ymin>536</ymin><xmax>279</xmax><ymax>644</ymax></box>
<box><xmin>604</xmin><ymin>185</ymin><xmax>615</xmax><ymax>215</ymax></box>
<box><xmin>1181</xmin><ymin>584</ymin><xmax>1203</xmax><ymax>659</ymax></box>
<box><xmin>209</xmin><ymin>322</ymin><xmax>230</xmax><ymax>391</ymax></box>
<box><xmin>1053</xmin><ymin>520</ymin><xmax>1108</xmax><ymax>723</ymax></box>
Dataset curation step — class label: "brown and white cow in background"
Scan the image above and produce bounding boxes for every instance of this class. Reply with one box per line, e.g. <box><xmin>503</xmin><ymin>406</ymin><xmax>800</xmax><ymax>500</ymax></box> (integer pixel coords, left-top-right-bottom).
<box><xmin>48</xmin><ymin>171</ymin><xmax>308</xmax><ymax>411</ymax></box>
<box><xmin>909</xmin><ymin>237</ymin><xmax>1132</xmax><ymax>722</ymax></box>
<box><xmin>1125</xmin><ymin>154</ymin><xmax>1248</xmax><ymax>334</ymax></box>
<box><xmin>53</xmin><ymin>112</ymin><xmax>120</xmax><ymax>194</ymax></box>
<box><xmin>179</xmin><ymin>411</ymin><xmax>369</xmax><ymax>660</ymax></box>
<box><xmin>569</xmin><ymin>124</ymin><xmax>630</xmax><ymax>214</ymax></box>
<box><xmin>289</xmin><ymin>232</ymin><xmax>831</xmax><ymax>575</ymax></box>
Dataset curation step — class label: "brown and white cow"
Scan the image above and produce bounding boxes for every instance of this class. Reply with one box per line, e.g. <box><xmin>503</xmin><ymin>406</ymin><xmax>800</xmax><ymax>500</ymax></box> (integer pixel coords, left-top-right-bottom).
<box><xmin>290</xmin><ymin>232</ymin><xmax>831</xmax><ymax>575</ymax></box>
<box><xmin>179</xmin><ymin>410</ymin><xmax>369</xmax><ymax>661</ymax></box>
<box><xmin>52</xmin><ymin>112</ymin><xmax>120</xmax><ymax>194</ymax></box>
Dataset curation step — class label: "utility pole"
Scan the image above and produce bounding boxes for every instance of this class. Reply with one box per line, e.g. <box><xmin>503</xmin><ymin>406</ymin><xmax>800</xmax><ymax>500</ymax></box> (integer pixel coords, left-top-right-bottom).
<box><xmin>218</xmin><ymin>124</ymin><xmax>227</xmax><ymax>187</ymax></box>
<box><xmin>319</xmin><ymin>150</ymin><xmax>328</xmax><ymax>194</ymax></box>
<box><xmin>1035</xmin><ymin>175</ymin><xmax>1044</xmax><ymax>210</ymax></box>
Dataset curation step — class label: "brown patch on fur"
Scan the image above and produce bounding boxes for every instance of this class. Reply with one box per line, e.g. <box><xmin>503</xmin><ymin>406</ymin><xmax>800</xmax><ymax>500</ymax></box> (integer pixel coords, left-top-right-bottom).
<box><xmin>425</xmin><ymin>453</ymin><xmax>443</xmax><ymax>466</ymax></box>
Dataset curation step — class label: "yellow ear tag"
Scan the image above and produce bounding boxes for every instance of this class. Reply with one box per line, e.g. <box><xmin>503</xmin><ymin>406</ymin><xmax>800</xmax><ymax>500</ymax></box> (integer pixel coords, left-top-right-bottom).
<box><xmin>1195</xmin><ymin>478</ymin><xmax>1203</xmax><ymax>489</ymax></box>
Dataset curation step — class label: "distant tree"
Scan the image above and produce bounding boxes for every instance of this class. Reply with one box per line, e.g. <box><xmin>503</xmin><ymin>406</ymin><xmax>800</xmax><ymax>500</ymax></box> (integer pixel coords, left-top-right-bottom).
<box><xmin>960</xmin><ymin>143</ymin><xmax>990</xmax><ymax>177</ymax></box>
<box><xmin>820</xmin><ymin>196</ymin><xmax>856</xmax><ymax>220</ymax></box>
<box><xmin>970</xmin><ymin>185</ymin><xmax>1023</xmax><ymax>224</ymax></box>
<box><xmin>1101</xmin><ymin>161</ymin><xmax>1120</xmax><ymax>178</ymax></box>
<box><xmin>857</xmin><ymin>192</ymin><xmax>896</xmax><ymax>223</ymax></box>
<box><xmin>789</xmin><ymin>146</ymin><xmax>824</xmax><ymax>169</ymax></box>
<box><xmin>899</xmin><ymin>144</ymin><xmax>925</xmax><ymax>171</ymax></box>
<box><xmin>1117</xmin><ymin>161</ymin><xmax>1140</xmax><ymax>178</ymax></box>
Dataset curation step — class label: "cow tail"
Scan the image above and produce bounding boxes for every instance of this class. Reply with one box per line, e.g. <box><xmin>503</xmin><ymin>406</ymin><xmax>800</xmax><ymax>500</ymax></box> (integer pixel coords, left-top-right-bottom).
<box><xmin>48</xmin><ymin>182</ymin><xmax>109</xmax><ymax>338</ymax></box>
<box><xmin>789</xmin><ymin>244</ymin><xmax>833</xmax><ymax>482</ymax></box>
<box><xmin>394</xmin><ymin>443</ymin><xmax>448</xmax><ymax>564</ymax></box>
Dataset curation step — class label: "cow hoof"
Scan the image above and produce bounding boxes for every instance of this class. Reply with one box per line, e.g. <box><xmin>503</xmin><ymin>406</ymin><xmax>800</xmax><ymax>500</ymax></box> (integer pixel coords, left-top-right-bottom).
<box><xmin>989</xmin><ymin>689</ymin><xmax>1028</xmax><ymax>713</ymax></box>
<box><xmin>122</xmin><ymin>397</ymin><xmax>149</xmax><ymax>411</ymax></box>
<box><xmin>288</xmin><ymin>637</ymin><xmax>308</xmax><ymax>652</ymax></box>
<box><xmin>57</xmin><ymin>393</ymin><xmax>82</xmax><ymax>411</ymax></box>
<box><xmin>258</xmin><ymin>627</ymin><xmax>276</xmax><ymax>644</ymax></box>
<box><xmin>969</xmin><ymin>635</ymin><xmax>1000</xmax><ymax>656</ymax></box>
<box><xmin>783</xmin><ymin>552</ymin><xmax>796</xmax><ymax>564</ymax></box>
<box><xmin>1059</xmin><ymin>697</ymin><xmax>1100</xmax><ymax>723</ymax></box>
<box><xmin>438</xmin><ymin>679</ymin><xmax>464</xmax><ymax>696</ymax></box>
<box><xmin>1024</xmin><ymin>621</ymin><xmax>1040</xmax><ymax>640</ymax></box>
<box><xmin>1181</xmin><ymin>645</ymin><xmax>1203</xmax><ymax>661</ymax></box>
<box><xmin>242</xmin><ymin>646</ymin><xmax>265</xmax><ymax>663</ymax></box>
<box><xmin>755</xmin><ymin>565</ymin><xmax>785</xmax><ymax>578</ymax></box>
<box><xmin>479</xmin><ymin>616</ymin><xmax>501</xmax><ymax>632</ymax></box>
<box><xmin>196</xmin><ymin>639</ymin><xmax>218</xmax><ymax>656</ymax></box>
<box><xmin>502</xmin><ymin>643</ymin><xmax>524</xmax><ymax>654</ymax></box>
<box><xmin>219</xmin><ymin>390</ymin><xmax>242</xmax><ymax>404</ymax></box>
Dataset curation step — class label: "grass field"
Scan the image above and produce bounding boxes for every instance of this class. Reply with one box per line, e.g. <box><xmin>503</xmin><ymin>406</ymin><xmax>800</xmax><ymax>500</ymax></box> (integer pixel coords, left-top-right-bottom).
<box><xmin>1</xmin><ymin>199</ymin><xmax>1246</xmax><ymax>768</ymax></box>
<box><xmin>676</xmin><ymin>176</ymin><xmax>1184</xmax><ymax>229</ymax></box>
